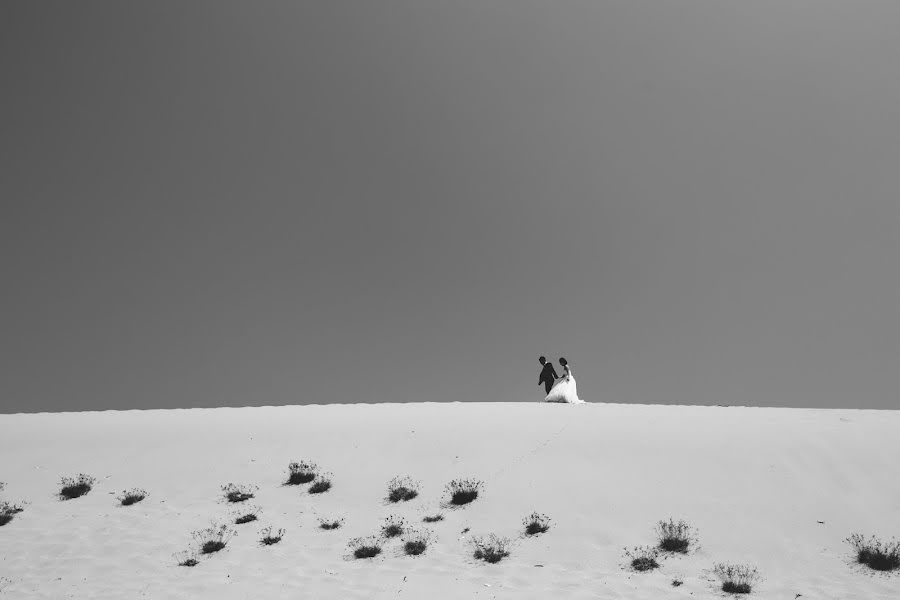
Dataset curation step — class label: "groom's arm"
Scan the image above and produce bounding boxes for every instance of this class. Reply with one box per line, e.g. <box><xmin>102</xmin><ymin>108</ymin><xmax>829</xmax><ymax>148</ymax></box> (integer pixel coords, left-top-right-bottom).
<box><xmin>550</xmin><ymin>366</ymin><xmax>559</xmax><ymax>379</ymax></box>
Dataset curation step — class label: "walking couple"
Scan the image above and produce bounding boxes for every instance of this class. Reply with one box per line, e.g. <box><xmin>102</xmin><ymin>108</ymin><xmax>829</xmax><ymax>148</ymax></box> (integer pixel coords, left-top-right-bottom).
<box><xmin>538</xmin><ymin>356</ymin><xmax>584</xmax><ymax>403</ymax></box>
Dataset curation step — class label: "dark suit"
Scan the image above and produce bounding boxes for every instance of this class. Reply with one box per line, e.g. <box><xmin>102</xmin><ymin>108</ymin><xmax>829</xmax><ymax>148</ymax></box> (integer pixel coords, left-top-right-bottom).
<box><xmin>539</xmin><ymin>362</ymin><xmax>559</xmax><ymax>395</ymax></box>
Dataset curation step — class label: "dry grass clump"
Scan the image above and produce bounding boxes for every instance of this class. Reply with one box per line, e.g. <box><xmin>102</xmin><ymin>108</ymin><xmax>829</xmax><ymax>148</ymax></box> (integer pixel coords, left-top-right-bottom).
<box><xmin>0</xmin><ymin>501</ymin><xmax>24</xmax><ymax>527</ymax></box>
<box><xmin>655</xmin><ymin>518</ymin><xmax>696</xmax><ymax>553</ymax></box>
<box><xmin>59</xmin><ymin>474</ymin><xmax>95</xmax><ymax>500</ymax></box>
<box><xmin>286</xmin><ymin>461</ymin><xmax>318</xmax><ymax>485</ymax></box>
<box><xmin>233</xmin><ymin>505</ymin><xmax>262</xmax><ymax>525</ymax></box>
<box><xmin>192</xmin><ymin>524</ymin><xmax>235</xmax><ymax>555</ymax></box>
<box><xmin>624</xmin><ymin>546</ymin><xmax>661</xmax><ymax>572</ymax></box>
<box><xmin>349</xmin><ymin>535</ymin><xmax>383</xmax><ymax>559</ymax></box>
<box><xmin>712</xmin><ymin>563</ymin><xmax>760</xmax><ymax>594</ymax></box>
<box><xmin>472</xmin><ymin>534</ymin><xmax>511</xmax><ymax>563</ymax></box>
<box><xmin>423</xmin><ymin>513</ymin><xmax>444</xmax><ymax>523</ymax></box>
<box><xmin>221</xmin><ymin>483</ymin><xmax>257</xmax><ymax>503</ymax></box>
<box><xmin>387</xmin><ymin>476</ymin><xmax>420</xmax><ymax>503</ymax></box>
<box><xmin>402</xmin><ymin>529</ymin><xmax>432</xmax><ymax>556</ymax></box>
<box><xmin>259</xmin><ymin>526</ymin><xmax>284</xmax><ymax>546</ymax></box>
<box><xmin>846</xmin><ymin>534</ymin><xmax>900</xmax><ymax>572</ymax></box>
<box><xmin>446</xmin><ymin>478</ymin><xmax>483</xmax><ymax>506</ymax></box>
<box><xmin>318</xmin><ymin>517</ymin><xmax>344</xmax><ymax>530</ymax></box>
<box><xmin>309</xmin><ymin>472</ymin><xmax>333</xmax><ymax>494</ymax></box>
<box><xmin>117</xmin><ymin>488</ymin><xmax>147</xmax><ymax>506</ymax></box>
<box><xmin>174</xmin><ymin>550</ymin><xmax>199</xmax><ymax>567</ymax></box>
<box><xmin>382</xmin><ymin>515</ymin><xmax>407</xmax><ymax>538</ymax></box>
<box><xmin>523</xmin><ymin>512</ymin><xmax>551</xmax><ymax>535</ymax></box>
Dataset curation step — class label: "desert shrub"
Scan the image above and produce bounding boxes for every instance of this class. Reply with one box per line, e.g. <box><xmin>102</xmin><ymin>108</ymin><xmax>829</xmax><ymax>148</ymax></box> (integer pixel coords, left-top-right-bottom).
<box><xmin>174</xmin><ymin>550</ymin><xmax>199</xmax><ymax>567</ymax></box>
<box><xmin>423</xmin><ymin>514</ymin><xmax>444</xmax><ymax>523</ymax></box>
<box><xmin>0</xmin><ymin>482</ymin><xmax>4</xmax><ymax>492</ymax></box>
<box><xmin>0</xmin><ymin>502</ymin><xmax>23</xmax><ymax>527</ymax></box>
<box><xmin>318</xmin><ymin>517</ymin><xmax>344</xmax><ymax>530</ymax></box>
<box><xmin>846</xmin><ymin>534</ymin><xmax>900</xmax><ymax>572</ymax></box>
<box><xmin>387</xmin><ymin>476</ymin><xmax>420</xmax><ymax>503</ymax></box>
<box><xmin>59</xmin><ymin>474</ymin><xmax>95</xmax><ymax>500</ymax></box>
<box><xmin>349</xmin><ymin>536</ymin><xmax>383</xmax><ymax>559</ymax></box>
<box><xmin>473</xmin><ymin>534</ymin><xmax>511</xmax><ymax>563</ymax></box>
<box><xmin>655</xmin><ymin>518</ymin><xmax>696</xmax><ymax>553</ymax></box>
<box><xmin>624</xmin><ymin>546</ymin><xmax>661</xmax><ymax>572</ymax></box>
<box><xmin>259</xmin><ymin>526</ymin><xmax>284</xmax><ymax>546</ymax></box>
<box><xmin>308</xmin><ymin>473</ymin><xmax>332</xmax><ymax>494</ymax></box>
<box><xmin>712</xmin><ymin>563</ymin><xmax>760</xmax><ymax>594</ymax></box>
<box><xmin>0</xmin><ymin>576</ymin><xmax>11</xmax><ymax>592</ymax></box>
<box><xmin>523</xmin><ymin>512</ymin><xmax>551</xmax><ymax>535</ymax></box>
<box><xmin>286</xmin><ymin>461</ymin><xmax>318</xmax><ymax>485</ymax></box>
<box><xmin>192</xmin><ymin>524</ymin><xmax>235</xmax><ymax>555</ymax></box>
<box><xmin>382</xmin><ymin>515</ymin><xmax>407</xmax><ymax>538</ymax></box>
<box><xmin>221</xmin><ymin>483</ymin><xmax>257</xmax><ymax>503</ymax></box>
<box><xmin>233</xmin><ymin>505</ymin><xmax>261</xmax><ymax>525</ymax></box>
<box><xmin>445</xmin><ymin>478</ymin><xmax>483</xmax><ymax>506</ymax></box>
<box><xmin>117</xmin><ymin>488</ymin><xmax>147</xmax><ymax>506</ymax></box>
<box><xmin>672</xmin><ymin>579</ymin><xmax>683</xmax><ymax>587</ymax></box>
<box><xmin>1</xmin><ymin>502</ymin><xmax>23</xmax><ymax>514</ymax></box>
<box><xmin>402</xmin><ymin>529</ymin><xmax>432</xmax><ymax>556</ymax></box>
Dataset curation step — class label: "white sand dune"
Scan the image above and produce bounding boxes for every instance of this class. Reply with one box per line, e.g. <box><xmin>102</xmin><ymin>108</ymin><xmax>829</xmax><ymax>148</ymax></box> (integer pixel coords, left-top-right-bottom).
<box><xmin>1</xmin><ymin>403</ymin><xmax>898</xmax><ymax>599</ymax></box>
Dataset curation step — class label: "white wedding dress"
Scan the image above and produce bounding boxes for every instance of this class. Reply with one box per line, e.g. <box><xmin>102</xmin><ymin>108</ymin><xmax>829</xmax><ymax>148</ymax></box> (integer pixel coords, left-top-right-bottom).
<box><xmin>545</xmin><ymin>367</ymin><xmax>584</xmax><ymax>403</ymax></box>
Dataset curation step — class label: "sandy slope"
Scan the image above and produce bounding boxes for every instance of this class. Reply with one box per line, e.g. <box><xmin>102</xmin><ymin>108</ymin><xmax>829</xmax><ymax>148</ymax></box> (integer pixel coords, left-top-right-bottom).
<box><xmin>0</xmin><ymin>403</ymin><xmax>898</xmax><ymax>599</ymax></box>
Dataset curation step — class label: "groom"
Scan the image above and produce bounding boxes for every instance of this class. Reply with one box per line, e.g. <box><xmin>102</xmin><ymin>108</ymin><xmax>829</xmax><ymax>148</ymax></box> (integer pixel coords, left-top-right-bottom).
<box><xmin>538</xmin><ymin>356</ymin><xmax>559</xmax><ymax>395</ymax></box>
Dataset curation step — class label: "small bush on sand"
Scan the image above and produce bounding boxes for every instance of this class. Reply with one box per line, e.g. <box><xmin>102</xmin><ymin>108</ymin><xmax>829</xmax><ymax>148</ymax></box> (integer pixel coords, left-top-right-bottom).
<box><xmin>174</xmin><ymin>550</ymin><xmax>199</xmax><ymax>567</ymax></box>
<box><xmin>403</xmin><ymin>529</ymin><xmax>432</xmax><ymax>556</ymax></box>
<box><xmin>233</xmin><ymin>505</ymin><xmax>262</xmax><ymax>525</ymax></box>
<box><xmin>59</xmin><ymin>474</ymin><xmax>95</xmax><ymax>500</ymax></box>
<box><xmin>656</xmin><ymin>518</ymin><xmax>696</xmax><ymax>553</ymax></box>
<box><xmin>0</xmin><ymin>482</ymin><xmax>4</xmax><ymax>492</ymax></box>
<box><xmin>712</xmin><ymin>563</ymin><xmax>760</xmax><ymax>594</ymax></box>
<box><xmin>0</xmin><ymin>501</ymin><xmax>24</xmax><ymax>527</ymax></box>
<box><xmin>259</xmin><ymin>526</ymin><xmax>284</xmax><ymax>546</ymax></box>
<box><xmin>349</xmin><ymin>536</ymin><xmax>383</xmax><ymax>559</ymax></box>
<box><xmin>221</xmin><ymin>483</ymin><xmax>257</xmax><ymax>503</ymax></box>
<box><xmin>319</xmin><ymin>517</ymin><xmax>344</xmax><ymax>530</ymax></box>
<box><xmin>0</xmin><ymin>576</ymin><xmax>12</xmax><ymax>591</ymax></box>
<box><xmin>423</xmin><ymin>514</ymin><xmax>444</xmax><ymax>523</ymax></box>
<box><xmin>286</xmin><ymin>461</ymin><xmax>318</xmax><ymax>485</ymax></box>
<box><xmin>382</xmin><ymin>515</ymin><xmax>407</xmax><ymax>538</ymax></box>
<box><xmin>473</xmin><ymin>534</ymin><xmax>511</xmax><ymax>563</ymax></box>
<box><xmin>117</xmin><ymin>488</ymin><xmax>147</xmax><ymax>506</ymax></box>
<box><xmin>446</xmin><ymin>478</ymin><xmax>482</xmax><ymax>506</ymax></box>
<box><xmin>2</xmin><ymin>502</ymin><xmax>23</xmax><ymax>514</ymax></box>
<box><xmin>387</xmin><ymin>476</ymin><xmax>420</xmax><ymax>503</ymax></box>
<box><xmin>523</xmin><ymin>512</ymin><xmax>551</xmax><ymax>535</ymax></box>
<box><xmin>625</xmin><ymin>546</ymin><xmax>661</xmax><ymax>572</ymax></box>
<box><xmin>846</xmin><ymin>534</ymin><xmax>900</xmax><ymax>572</ymax></box>
<box><xmin>308</xmin><ymin>473</ymin><xmax>332</xmax><ymax>494</ymax></box>
<box><xmin>192</xmin><ymin>524</ymin><xmax>235</xmax><ymax>555</ymax></box>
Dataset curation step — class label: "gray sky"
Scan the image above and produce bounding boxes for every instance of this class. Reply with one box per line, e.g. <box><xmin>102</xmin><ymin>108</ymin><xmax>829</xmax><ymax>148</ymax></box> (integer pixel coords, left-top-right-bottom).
<box><xmin>2</xmin><ymin>1</ymin><xmax>899</xmax><ymax>413</ymax></box>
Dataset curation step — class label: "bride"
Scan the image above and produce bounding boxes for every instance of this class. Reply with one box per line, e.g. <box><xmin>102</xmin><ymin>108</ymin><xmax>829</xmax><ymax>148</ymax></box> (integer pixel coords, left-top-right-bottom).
<box><xmin>545</xmin><ymin>357</ymin><xmax>584</xmax><ymax>403</ymax></box>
